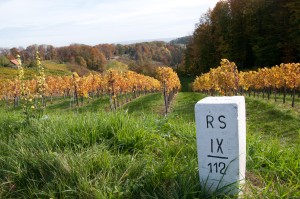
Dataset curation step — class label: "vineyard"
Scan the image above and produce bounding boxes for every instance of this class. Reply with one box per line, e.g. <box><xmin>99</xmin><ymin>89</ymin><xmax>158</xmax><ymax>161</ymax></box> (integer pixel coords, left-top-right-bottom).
<box><xmin>0</xmin><ymin>54</ymin><xmax>299</xmax><ymax>198</ymax></box>
<box><xmin>1</xmin><ymin>0</ymin><xmax>299</xmax><ymax>197</ymax></box>
<box><xmin>193</xmin><ymin>59</ymin><xmax>300</xmax><ymax>107</ymax></box>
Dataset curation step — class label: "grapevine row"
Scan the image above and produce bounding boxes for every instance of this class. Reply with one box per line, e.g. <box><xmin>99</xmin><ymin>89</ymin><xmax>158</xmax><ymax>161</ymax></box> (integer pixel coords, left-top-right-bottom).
<box><xmin>0</xmin><ymin>69</ymin><xmax>161</xmax><ymax>110</ymax></box>
<box><xmin>193</xmin><ymin>59</ymin><xmax>300</xmax><ymax>107</ymax></box>
<box><xmin>0</xmin><ymin>55</ymin><xmax>181</xmax><ymax>113</ymax></box>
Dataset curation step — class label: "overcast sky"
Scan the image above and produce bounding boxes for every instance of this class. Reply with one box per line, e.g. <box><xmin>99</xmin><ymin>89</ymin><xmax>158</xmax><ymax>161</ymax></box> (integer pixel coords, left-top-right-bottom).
<box><xmin>0</xmin><ymin>0</ymin><xmax>218</xmax><ymax>48</ymax></box>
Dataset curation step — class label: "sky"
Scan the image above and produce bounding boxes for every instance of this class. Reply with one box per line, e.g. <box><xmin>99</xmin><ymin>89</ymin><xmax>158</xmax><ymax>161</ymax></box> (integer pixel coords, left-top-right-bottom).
<box><xmin>0</xmin><ymin>0</ymin><xmax>219</xmax><ymax>48</ymax></box>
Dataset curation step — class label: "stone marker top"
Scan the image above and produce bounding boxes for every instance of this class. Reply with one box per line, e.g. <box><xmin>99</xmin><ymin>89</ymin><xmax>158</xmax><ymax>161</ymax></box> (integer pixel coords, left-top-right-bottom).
<box><xmin>195</xmin><ymin>96</ymin><xmax>246</xmax><ymax>128</ymax></box>
<box><xmin>195</xmin><ymin>96</ymin><xmax>244</xmax><ymax>105</ymax></box>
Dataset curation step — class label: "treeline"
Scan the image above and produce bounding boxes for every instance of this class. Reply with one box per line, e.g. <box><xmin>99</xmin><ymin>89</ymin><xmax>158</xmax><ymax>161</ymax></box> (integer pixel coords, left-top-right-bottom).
<box><xmin>0</xmin><ymin>41</ymin><xmax>185</xmax><ymax>75</ymax></box>
<box><xmin>184</xmin><ymin>0</ymin><xmax>300</xmax><ymax>75</ymax></box>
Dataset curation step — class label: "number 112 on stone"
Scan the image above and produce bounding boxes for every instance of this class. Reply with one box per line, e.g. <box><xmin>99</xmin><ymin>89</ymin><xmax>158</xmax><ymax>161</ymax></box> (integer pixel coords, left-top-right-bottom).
<box><xmin>195</xmin><ymin>96</ymin><xmax>246</xmax><ymax>195</ymax></box>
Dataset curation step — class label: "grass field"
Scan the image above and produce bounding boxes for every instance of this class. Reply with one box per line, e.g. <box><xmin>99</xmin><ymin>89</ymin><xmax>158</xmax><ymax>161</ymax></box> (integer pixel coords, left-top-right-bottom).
<box><xmin>106</xmin><ymin>60</ymin><xmax>129</xmax><ymax>72</ymax></box>
<box><xmin>0</xmin><ymin>60</ymin><xmax>136</xmax><ymax>80</ymax></box>
<box><xmin>0</xmin><ymin>61</ymin><xmax>72</xmax><ymax>80</ymax></box>
<box><xmin>0</xmin><ymin>89</ymin><xmax>299</xmax><ymax>198</ymax></box>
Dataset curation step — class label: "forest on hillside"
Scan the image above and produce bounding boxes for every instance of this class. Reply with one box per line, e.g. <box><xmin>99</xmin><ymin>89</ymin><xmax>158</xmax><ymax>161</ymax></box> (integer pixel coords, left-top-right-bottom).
<box><xmin>184</xmin><ymin>0</ymin><xmax>300</xmax><ymax>75</ymax></box>
<box><xmin>0</xmin><ymin>41</ymin><xmax>185</xmax><ymax>76</ymax></box>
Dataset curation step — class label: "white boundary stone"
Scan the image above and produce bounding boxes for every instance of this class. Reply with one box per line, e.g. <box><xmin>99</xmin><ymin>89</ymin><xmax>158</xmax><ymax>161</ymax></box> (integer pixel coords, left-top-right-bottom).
<box><xmin>195</xmin><ymin>96</ymin><xmax>246</xmax><ymax>195</ymax></box>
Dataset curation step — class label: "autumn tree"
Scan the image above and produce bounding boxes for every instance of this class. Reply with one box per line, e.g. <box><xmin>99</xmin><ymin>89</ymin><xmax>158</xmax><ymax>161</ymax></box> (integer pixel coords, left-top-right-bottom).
<box><xmin>185</xmin><ymin>0</ymin><xmax>300</xmax><ymax>75</ymax></box>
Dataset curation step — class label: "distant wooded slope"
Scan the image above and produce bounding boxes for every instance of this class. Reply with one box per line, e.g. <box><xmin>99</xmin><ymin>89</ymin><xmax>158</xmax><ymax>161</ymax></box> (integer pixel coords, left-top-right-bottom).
<box><xmin>0</xmin><ymin>40</ymin><xmax>185</xmax><ymax>76</ymax></box>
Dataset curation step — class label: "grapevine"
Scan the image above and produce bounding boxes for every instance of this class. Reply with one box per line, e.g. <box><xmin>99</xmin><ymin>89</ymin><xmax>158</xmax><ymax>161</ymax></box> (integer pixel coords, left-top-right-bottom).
<box><xmin>192</xmin><ymin>59</ymin><xmax>300</xmax><ymax>107</ymax></box>
<box><xmin>155</xmin><ymin>66</ymin><xmax>181</xmax><ymax>115</ymax></box>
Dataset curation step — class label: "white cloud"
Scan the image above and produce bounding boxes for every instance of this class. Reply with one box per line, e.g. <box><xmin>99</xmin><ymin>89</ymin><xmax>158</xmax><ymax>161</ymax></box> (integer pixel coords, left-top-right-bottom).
<box><xmin>0</xmin><ymin>0</ymin><xmax>219</xmax><ymax>47</ymax></box>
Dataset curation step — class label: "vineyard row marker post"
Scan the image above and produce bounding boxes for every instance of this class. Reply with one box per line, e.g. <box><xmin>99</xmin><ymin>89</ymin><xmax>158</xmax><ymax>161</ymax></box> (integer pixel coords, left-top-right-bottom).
<box><xmin>195</xmin><ymin>96</ymin><xmax>246</xmax><ymax>196</ymax></box>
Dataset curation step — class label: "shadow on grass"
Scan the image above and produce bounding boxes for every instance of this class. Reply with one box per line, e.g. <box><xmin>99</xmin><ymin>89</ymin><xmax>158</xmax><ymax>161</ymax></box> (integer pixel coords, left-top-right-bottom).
<box><xmin>46</xmin><ymin>99</ymin><xmax>71</xmax><ymax>110</ymax></box>
<box><xmin>44</xmin><ymin>96</ymin><xmax>110</xmax><ymax>114</ymax></box>
<box><xmin>122</xmin><ymin>93</ymin><xmax>163</xmax><ymax>115</ymax></box>
<box><xmin>179</xmin><ymin>76</ymin><xmax>195</xmax><ymax>92</ymax></box>
<box><xmin>246</xmin><ymin>97</ymin><xmax>300</xmax><ymax>143</ymax></box>
<box><xmin>170</xmin><ymin>92</ymin><xmax>206</xmax><ymax>122</ymax></box>
<box><xmin>74</xmin><ymin>96</ymin><xmax>110</xmax><ymax>113</ymax></box>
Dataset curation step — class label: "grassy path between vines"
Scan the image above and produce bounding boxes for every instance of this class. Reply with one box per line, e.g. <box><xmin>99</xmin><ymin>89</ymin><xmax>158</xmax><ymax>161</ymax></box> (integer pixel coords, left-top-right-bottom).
<box><xmin>243</xmin><ymin>97</ymin><xmax>300</xmax><ymax>197</ymax></box>
<box><xmin>0</xmin><ymin>91</ymin><xmax>299</xmax><ymax>198</ymax></box>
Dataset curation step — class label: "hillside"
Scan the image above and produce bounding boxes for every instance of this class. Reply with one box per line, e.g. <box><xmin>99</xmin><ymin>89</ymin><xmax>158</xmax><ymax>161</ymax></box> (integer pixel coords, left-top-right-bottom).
<box><xmin>0</xmin><ymin>61</ymin><xmax>72</xmax><ymax>80</ymax></box>
<box><xmin>0</xmin><ymin>40</ymin><xmax>185</xmax><ymax>78</ymax></box>
<box><xmin>0</xmin><ymin>59</ymin><xmax>140</xmax><ymax>80</ymax></box>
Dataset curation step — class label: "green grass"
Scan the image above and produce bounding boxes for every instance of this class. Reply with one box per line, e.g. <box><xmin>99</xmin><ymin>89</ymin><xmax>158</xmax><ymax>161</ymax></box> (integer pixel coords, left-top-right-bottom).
<box><xmin>0</xmin><ymin>91</ymin><xmax>299</xmax><ymax>198</ymax></box>
<box><xmin>43</xmin><ymin>60</ymin><xmax>69</xmax><ymax>71</ymax></box>
<box><xmin>0</xmin><ymin>107</ymin><xmax>203</xmax><ymax>198</ymax></box>
<box><xmin>244</xmin><ymin>97</ymin><xmax>300</xmax><ymax>197</ymax></box>
<box><xmin>43</xmin><ymin>60</ymin><xmax>72</xmax><ymax>76</ymax></box>
<box><xmin>169</xmin><ymin>92</ymin><xmax>206</xmax><ymax>122</ymax></box>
